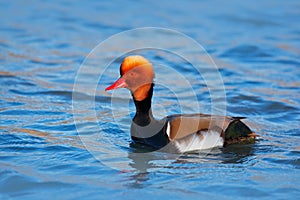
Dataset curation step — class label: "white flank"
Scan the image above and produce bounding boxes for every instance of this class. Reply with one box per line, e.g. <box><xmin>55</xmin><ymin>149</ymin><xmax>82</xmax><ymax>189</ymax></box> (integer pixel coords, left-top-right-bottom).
<box><xmin>166</xmin><ymin>122</ymin><xmax>171</xmax><ymax>137</ymax></box>
<box><xmin>173</xmin><ymin>130</ymin><xmax>224</xmax><ymax>153</ymax></box>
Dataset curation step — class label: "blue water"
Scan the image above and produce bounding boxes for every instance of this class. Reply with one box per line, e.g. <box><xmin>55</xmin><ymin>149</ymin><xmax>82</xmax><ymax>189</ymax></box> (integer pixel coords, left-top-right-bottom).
<box><xmin>1</xmin><ymin>0</ymin><xmax>300</xmax><ymax>199</ymax></box>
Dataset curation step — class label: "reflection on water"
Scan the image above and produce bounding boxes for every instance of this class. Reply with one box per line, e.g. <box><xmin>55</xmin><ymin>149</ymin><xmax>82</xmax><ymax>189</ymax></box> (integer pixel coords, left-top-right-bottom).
<box><xmin>1</xmin><ymin>0</ymin><xmax>300</xmax><ymax>199</ymax></box>
<box><xmin>127</xmin><ymin>144</ymin><xmax>256</xmax><ymax>173</ymax></box>
<box><xmin>125</xmin><ymin>144</ymin><xmax>257</xmax><ymax>190</ymax></box>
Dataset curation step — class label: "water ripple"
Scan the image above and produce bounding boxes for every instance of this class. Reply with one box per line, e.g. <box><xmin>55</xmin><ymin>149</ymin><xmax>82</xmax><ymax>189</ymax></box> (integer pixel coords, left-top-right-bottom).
<box><xmin>1</xmin><ymin>0</ymin><xmax>300</xmax><ymax>199</ymax></box>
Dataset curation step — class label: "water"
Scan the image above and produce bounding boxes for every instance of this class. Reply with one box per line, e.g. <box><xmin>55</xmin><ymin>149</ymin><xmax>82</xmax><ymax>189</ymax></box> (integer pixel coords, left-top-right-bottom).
<box><xmin>1</xmin><ymin>0</ymin><xmax>300</xmax><ymax>199</ymax></box>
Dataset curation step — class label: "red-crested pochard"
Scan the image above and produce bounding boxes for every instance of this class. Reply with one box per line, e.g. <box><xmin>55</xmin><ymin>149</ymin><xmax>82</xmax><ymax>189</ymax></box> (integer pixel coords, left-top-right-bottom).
<box><xmin>106</xmin><ymin>55</ymin><xmax>257</xmax><ymax>152</ymax></box>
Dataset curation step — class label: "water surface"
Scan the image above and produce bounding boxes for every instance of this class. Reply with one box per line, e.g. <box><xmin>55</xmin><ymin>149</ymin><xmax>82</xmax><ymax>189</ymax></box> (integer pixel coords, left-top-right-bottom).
<box><xmin>1</xmin><ymin>0</ymin><xmax>300</xmax><ymax>199</ymax></box>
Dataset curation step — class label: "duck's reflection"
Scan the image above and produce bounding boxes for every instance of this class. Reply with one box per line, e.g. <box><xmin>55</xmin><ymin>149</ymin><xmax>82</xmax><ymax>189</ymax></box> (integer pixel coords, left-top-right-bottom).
<box><xmin>221</xmin><ymin>143</ymin><xmax>256</xmax><ymax>164</ymax></box>
<box><xmin>127</xmin><ymin>142</ymin><xmax>179</xmax><ymax>172</ymax></box>
<box><xmin>125</xmin><ymin>143</ymin><xmax>256</xmax><ymax>187</ymax></box>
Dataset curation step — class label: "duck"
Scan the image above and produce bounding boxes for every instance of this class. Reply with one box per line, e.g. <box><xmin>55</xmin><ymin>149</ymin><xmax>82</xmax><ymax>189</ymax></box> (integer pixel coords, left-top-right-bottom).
<box><xmin>105</xmin><ymin>55</ymin><xmax>257</xmax><ymax>153</ymax></box>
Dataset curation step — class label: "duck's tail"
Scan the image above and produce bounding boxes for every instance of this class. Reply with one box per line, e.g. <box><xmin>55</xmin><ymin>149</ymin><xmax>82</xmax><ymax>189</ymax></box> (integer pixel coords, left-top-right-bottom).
<box><xmin>224</xmin><ymin>119</ymin><xmax>258</xmax><ymax>146</ymax></box>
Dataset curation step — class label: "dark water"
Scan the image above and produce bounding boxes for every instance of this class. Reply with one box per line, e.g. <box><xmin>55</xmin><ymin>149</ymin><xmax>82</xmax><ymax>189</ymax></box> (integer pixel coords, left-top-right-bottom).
<box><xmin>1</xmin><ymin>0</ymin><xmax>300</xmax><ymax>199</ymax></box>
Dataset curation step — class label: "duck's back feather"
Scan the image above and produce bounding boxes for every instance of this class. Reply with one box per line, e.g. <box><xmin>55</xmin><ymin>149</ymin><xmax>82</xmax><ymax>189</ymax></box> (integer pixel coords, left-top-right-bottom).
<box><xmin>166</xmin><ymin>113</ymin><xmax>233</xmax><ymax>141</ymax></box>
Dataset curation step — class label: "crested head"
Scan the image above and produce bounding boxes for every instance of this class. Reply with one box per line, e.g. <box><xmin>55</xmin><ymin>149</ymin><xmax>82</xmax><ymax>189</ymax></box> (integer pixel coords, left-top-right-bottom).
<box><xmin>106</xmin><ymin>55</ymin><xmax>155</xmax><ymax>101</ymax></box>
<box><xmin>120</xmin><ymin>55</ymin><xmax>154</xmax><ymax>76</ymax></box>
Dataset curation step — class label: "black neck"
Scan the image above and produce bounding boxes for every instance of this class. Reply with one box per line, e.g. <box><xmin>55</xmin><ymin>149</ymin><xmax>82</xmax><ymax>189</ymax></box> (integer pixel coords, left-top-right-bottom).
<box><xmin>132</xmin><ymin>84</ymin><xmax>154</xmax><ymax>126</ymax></box>
<box><xmin>131</xmin><ymin>83</ymin><xmax>170</xmax><ymax>149</ymax></box>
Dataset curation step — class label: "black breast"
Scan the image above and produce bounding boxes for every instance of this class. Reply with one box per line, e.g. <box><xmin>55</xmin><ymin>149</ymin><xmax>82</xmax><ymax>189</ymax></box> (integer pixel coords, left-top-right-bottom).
<box><xmin>130</xmin><ymin>118</ymin><xmax>170</xmax><ymax>150</ymax></box>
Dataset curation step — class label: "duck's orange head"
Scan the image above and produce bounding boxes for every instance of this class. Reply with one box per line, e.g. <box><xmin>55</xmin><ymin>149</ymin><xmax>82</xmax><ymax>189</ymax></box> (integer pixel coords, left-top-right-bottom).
<box><xmin>105</xmin><ymin>55</ymin><xmax>155</xmax><ymax>101</ymax></box>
